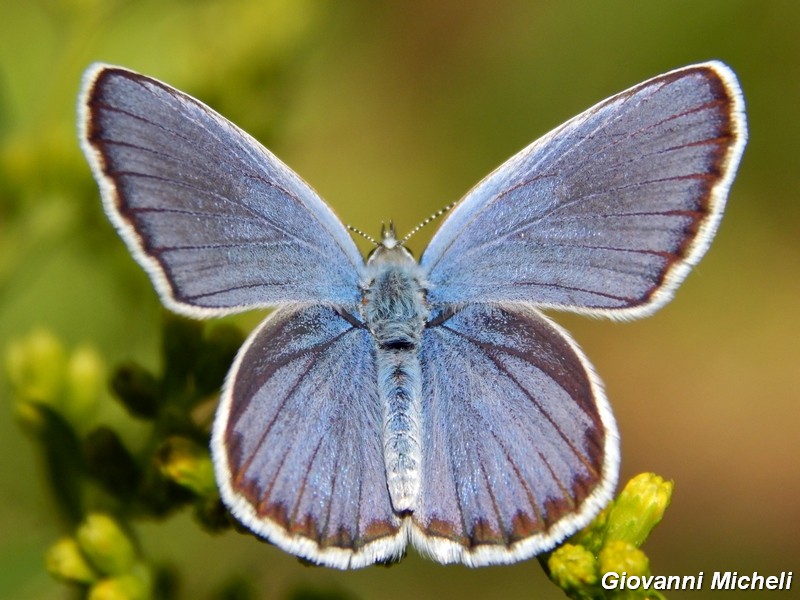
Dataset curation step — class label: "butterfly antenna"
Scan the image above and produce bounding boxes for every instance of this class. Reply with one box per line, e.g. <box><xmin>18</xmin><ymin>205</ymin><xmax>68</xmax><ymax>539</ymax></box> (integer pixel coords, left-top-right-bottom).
<box><xmin>347</xmin><ymin>224</ymin><xmax>379</xmax><ymax>246</ymax></box>
<box><xmin>400</xmin><ymin>200</ymin><xmax>459</xmax><ymax>245</ymax></box>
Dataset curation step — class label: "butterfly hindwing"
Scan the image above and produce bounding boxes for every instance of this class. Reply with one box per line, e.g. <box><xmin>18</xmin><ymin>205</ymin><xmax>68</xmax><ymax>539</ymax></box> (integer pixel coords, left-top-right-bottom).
<box><xmin>411</xmin><ymin>303</ymin><xmax>618</xmax><ymax>566</ymax></box>
<box><xmin>80</xmin><ymin>64</ymin><xmax>363</xmax><ymax>316</ymax></box>
<box><xmin>212</xmin><ymin>304</ymin><xmax>406</xmax><ymax>568</ymax></box>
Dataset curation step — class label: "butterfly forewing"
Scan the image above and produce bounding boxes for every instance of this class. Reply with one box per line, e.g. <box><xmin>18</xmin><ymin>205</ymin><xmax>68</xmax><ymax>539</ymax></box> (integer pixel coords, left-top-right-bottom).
<box><xmin>421</xmin><ymin>62</ymin><xmax>746</xmax><ymax>318</ymax></box>
<box><xmin>411</xmin><ymin>304</ymin><xmax>617</xmax><ymax>565</ymax></box>
<box><xmin>212</xmin><ymin>305</ymin><xmax>406</xmax><ymax>568</ymax></box>
<box><xmin>80</xmin><ymin>64</ymin><xmax>363</xmax><ymax>316</ymax></box>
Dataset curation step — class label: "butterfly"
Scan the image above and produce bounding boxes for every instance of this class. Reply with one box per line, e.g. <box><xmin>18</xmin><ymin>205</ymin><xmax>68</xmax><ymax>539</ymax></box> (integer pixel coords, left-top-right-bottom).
<box><xmin>79</xmin><ymin>61</ymin><xmax>746</xmax><ymax>569</ymax></box>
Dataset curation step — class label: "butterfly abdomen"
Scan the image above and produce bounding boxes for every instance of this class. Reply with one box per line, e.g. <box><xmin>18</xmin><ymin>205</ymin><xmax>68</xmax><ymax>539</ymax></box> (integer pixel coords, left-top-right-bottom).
<box><xmin>376</xmin><ymin>347</ymin><xmax>422</xmax><ymax>512</ymax></box>
<box><xmin>362</xmin><ymin>249</ymin><xmax>428</xmax><ymax>512</ymax></box>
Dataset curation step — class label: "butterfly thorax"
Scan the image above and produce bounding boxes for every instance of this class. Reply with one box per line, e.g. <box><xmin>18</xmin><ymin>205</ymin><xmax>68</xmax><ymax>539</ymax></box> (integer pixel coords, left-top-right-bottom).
<box><xmin>361</xmin><ymin>230</ymin><xmax>428</xmax><ymax>512</ymax></box>
<box><xmin>362</xmin><ymin>251</ymin><xmax>428</xmax><ymax>348</ymax></box>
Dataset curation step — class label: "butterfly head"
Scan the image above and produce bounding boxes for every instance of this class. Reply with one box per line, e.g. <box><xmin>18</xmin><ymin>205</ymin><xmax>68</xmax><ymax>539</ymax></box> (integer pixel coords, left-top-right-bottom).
<box><xmin>381</xmin><ymin>221</ymin><xmax>399</xmax><ymax>249</ymax></box>
<box><xmin>365</xmin><ymin>220</ymin><xmax>416</xmax><ymax>266</ymax></box>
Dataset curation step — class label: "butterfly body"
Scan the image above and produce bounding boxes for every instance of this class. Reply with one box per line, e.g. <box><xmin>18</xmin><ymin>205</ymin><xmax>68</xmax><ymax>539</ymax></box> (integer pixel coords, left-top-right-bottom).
<box><xmin>79</xmin><ymin>61</ymin><xmax>746</xmax><ymax>569</ymax></box>
<box><xmin>361</xmin><ymin>225</ymin><xmax>428</xmax><ymax>512</ymax></box>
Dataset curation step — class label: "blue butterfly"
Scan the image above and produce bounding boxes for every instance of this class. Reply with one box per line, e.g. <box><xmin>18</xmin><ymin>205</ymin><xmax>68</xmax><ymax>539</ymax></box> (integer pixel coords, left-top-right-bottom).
<box><xmin>79</xmin><ymin>61</ymin><xmax>746</xmax><ymax>569</ymax></box>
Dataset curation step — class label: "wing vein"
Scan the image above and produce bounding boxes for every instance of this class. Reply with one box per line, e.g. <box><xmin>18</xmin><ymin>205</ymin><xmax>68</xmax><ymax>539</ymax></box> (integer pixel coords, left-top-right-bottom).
<box><xmin>440</xmin><ymin>323</ymin><xmax>599</xmax><ymax>475</ymax></box>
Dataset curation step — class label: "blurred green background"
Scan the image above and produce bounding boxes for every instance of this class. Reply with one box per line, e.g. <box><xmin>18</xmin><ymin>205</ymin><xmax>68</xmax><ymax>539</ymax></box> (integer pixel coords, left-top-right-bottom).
<box><xmin>2</xmin><ymin>1</ymin><xmax>798</xmax><ymax>598</ymax></box>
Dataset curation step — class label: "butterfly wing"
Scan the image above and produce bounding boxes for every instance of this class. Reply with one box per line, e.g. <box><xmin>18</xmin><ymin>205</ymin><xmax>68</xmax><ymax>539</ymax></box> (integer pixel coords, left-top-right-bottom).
<box><xmin>212</xmin><ymin>304</ymin><xmax>406</xmax><ymax>568</ymax></box>
<box><xmin>421</xmin><ymin>62</ymin><xmax>746</xmax><ymax>318</ymax></box>
<box><xmin>79</xmin><ymin>64</ymin><xmax>363</xmax><ymax>316</ymax></box>
<box><xmin>411</xmin><ymin>303</ymin><xmax>617</xmax><ymax>565</ymax></box>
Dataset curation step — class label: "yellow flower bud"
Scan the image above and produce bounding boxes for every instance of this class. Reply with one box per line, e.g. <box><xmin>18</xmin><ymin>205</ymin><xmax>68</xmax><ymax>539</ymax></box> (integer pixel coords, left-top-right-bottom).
<box><xmin>77</xmin><ymin>513</ymin><xmax>136</xmax><ymax>576</ymax></box>
<box><xmin>44</xmin><ymin>537</ymin><xmax>98</xmax><ymax>584</ymax></box>
<box><xmin>599</xmin><ymin>540</ymin><xmax>650</xmax><ymax>578</ymax></box>
<box><xmin>604</xmin><ymin>473</ymin><xmax>673</xmax><ymax>547</ymax></box>
<box><xmin>64</xmin><ymin>344</ymin><xmax>103</xmax><ymax>425</ymax></box>
<box><xmin>6</xmin><ymin>329</ymin><xmax>66</xmax><ymax>404</ymax></box>
<box><xmin>547</xmin><ymin>542</ymin><xmax>598</xmax><ymax>591</ymax></box>
<box><xmin>157</xmin><ymin>436</ymin><xmax>217</xmax><ymax>497</ymax></box>
<box><xmin>88</xmin><ymin>564</ymin><xmax>152</xmax><ymax>600</ymax></box>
